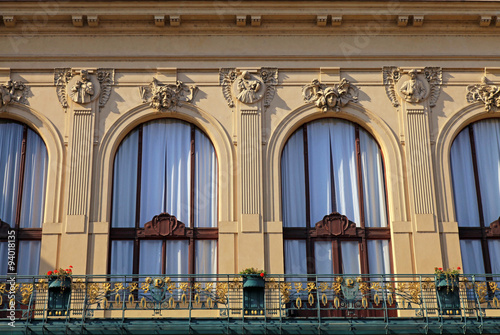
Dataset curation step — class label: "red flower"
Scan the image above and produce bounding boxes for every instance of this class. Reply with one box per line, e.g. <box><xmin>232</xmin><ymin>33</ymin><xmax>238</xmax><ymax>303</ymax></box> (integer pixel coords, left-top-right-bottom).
<box><xmin>260</xmin><ymin>272</ymin><xmax>265</xmax><ymax>277</ymax></box>
<box><xmin>69</xmin><ymin>265</ymin><xmax>73</xmax><ymax>268</ymax></box>
<box><xmin>54</xmin><ymin>270</ymin><xmax>58</xmax><ymax>273</ymax></box>
<box><xmin>47</xmin><ymin>271</ymin><xmax>53</xmax><ymax>276</ymax></box>
<box><xmin>438</xmin><ymin>268</ymin><xmax>443</xmax><ymax>270</ymax></box>
<box><xmin>65</xmin><ymin>269</ymin><xmax>70</xmax><ymax>272</ymax></box>
<box><xmin>457</xmin><ymin>267</ymin><xmax>461</xmax><ymax>270</ymax></box>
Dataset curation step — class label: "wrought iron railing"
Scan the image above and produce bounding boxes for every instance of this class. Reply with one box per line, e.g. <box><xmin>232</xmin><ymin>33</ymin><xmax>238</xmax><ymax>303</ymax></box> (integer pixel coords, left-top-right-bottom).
<box><xmin>1</xmin><ymin>274</ymin><xmax>499</xmax><ymax>334</ymax></box>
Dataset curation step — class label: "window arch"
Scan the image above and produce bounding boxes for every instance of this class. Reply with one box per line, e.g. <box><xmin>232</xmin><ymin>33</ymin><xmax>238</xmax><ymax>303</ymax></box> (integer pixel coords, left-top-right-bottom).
<box><xmin>281</xmin><ymin>118</ymin><xmax>391</xmax><ymax>275</ymax></box>
<box><xmin>109</xmin><ymin>119</ymin><xmax>218</xmax><ymax>276</ymax></box>
<box><xmin>0</xmin><ymin>120</ymin><xmax>48</xmax><ymax>276</ymax></box>
<box><xmin>450</xmin><ymin>118</ymin><xmax>500</xmax><ymax>274</ymax></box>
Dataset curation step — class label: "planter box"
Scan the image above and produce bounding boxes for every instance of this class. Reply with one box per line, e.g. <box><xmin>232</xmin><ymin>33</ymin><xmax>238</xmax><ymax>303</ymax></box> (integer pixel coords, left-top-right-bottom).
<box><xmin>47</xmin><ymin>277</ymin><xmax>72</xmax><ymax>316</ymax></box>
<box><xmin>435</xmin><ymin>276</ymin><xmax>460</xmax><ymax>315</ymax></box>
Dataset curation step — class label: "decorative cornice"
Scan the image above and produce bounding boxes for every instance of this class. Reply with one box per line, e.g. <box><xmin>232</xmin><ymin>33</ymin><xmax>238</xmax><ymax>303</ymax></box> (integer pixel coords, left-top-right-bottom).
<box><xmin>0</xmin><ymin>80</ymin><xmax>28</xmax><ymax>110</ymax></box>
<box><xmin>139</xmin><ymin>78</ymin><xmax>198</xmax><ymax>112</ymax></box>
<box><xmin>302</xmin><ymin>78</ymin><xmax>359</xmax><ymax>112</ymax></box>
<box><xmin>466</xmin><ymin>76</ymin><xmax>500</xmax><ymax>112</ymax></box>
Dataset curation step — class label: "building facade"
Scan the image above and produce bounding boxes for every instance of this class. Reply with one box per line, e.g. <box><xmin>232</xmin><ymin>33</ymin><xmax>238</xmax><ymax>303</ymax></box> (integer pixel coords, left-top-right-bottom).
<box><xmin>0</xmin><ymin>0</ymin><xmax>500</xmax><ymax>333</ymax></box>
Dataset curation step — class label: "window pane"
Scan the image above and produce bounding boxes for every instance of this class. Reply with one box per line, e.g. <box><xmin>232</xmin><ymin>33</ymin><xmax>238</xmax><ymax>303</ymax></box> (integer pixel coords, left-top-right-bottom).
<box><xmin>282</xmin><ymin>128</ymin><xmax>306</xmax><ymax>227</ymax></box>
<box><xmin>112</xmin><ymin>130</ymin><xmax>138</xmax><ymax>228</ymax></box>
<box><xmin>360</xmin><ymin>129</ymin><xmax>388</xmax><ymax>228</ymax></box>
<box><xmin>473</xmin><ymin>120</ymin><xmax>500</xmax><ymax>226</ymax></box>
<box><xmin>0</xmin><ymin>242</ymin><xmax>7</xmax><ymax>276</ymax></box>
<box><xmin>451</xmin><ymin>128</ymin><xmax>480</xmax><ymax>227</ymax></box>
<box><xmin>166</xmin><ymin>240</ymin><xmax>189</xmax><ymax>275</ymax></box>
<box><xmin>488</xmin><ymin>240</ymin><xmax>500</xmax><ymax>274</ymax></box>
<box><xmin>367</xmin><ymin>240</ymin><xmax>390</xmax><ymax>274</ymax></box>
<box><xmin>314</xmin><ymin>241</ymin><xmax>333</xmax><ymax>275</ymax></box>
<box><xmin>341</xmin><ymin>241</ymin><xmax>361</xmax><ymax>274</ymax></box>
<box><xmin>284</xmin><ymin>240</ymin><xmax>307</xmax><ymax>281</ymax></box>
<box><xmin>460</xmin><ymin>240</ymin><xmax>485</xmax><ymax>274</ymax></box>
<box><xmin>17</xmin><ymin>240</ymin><xmax>40</xmax><ymax>276</ymax></box>
<box><xmin>110</xmin><ymin>240</ymin><xmax>134</xmax><ymax>275</ymax></box>
<box><xmin>0</xmin><ymin>121</ymin><xmax>23</xmax><ymax>226</ymax></box>
<box><xmin>139</xmin><ymin>240</ymin><xmax>162</xmax><ymax>274</ymax></box>
<box><xmin>195</xmin><ymin>240</ymin><xmax>217</xmax><ymax>274</ymax></box>
<box><xmin>194</xmin><ymin>129</ymin><xmax>218</xmax><ymax>228</ymax></box>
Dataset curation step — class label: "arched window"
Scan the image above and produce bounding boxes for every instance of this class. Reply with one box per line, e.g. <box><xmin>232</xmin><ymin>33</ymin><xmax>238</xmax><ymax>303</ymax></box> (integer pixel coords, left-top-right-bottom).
<box><xmin>0</xmin><ymin>120</ymin><xmax>48</xmax><ymax>276</ymax></box>
<box><xmin>450</xmin><ymin>119</ymin><xmax>500</xmax><ymax>274</ymax></box>
<box><xmin>109</xmin><ymin>119</ymin><xmax>218</xmax><ymax>276</ymax></box>
<box><xmin>281</xmin><ymin>119</ymin><xmax>391</xmax><ymax>275</ymax></box>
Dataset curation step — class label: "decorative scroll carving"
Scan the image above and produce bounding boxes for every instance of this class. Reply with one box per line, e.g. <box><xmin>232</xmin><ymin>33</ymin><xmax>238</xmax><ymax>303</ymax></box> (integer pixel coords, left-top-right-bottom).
<box><xmin>0</xmin><ymin>80</ymin><xmax>28</xmax><ymax>110</ymax></box>
<box><xmin>55</xmin><ymin>68</ymin><xmax>114</xmax><ymax>109</ymax></box>
<box><xmin>487</xmin><ymin>218</ymin><xmax>500</xmax><ymax>237</ymax></box>
<box><xmin>219</xmin><ymin>68</ymin><xmax>278</xmax><ymax>108</ymax></box>
<box><xmin>467</xmin><ymin>77</ymin><xmax>500</xmax><ymax>112</ymax></box>
<box><xmin>314</xmin><ymin>212</ymin><xmax>357</xmax><ymax>237</ymax></box>
<box><xmin>54</xmin><ymin>68</ymin><xmax>73</xmax><ymax>108</ymax></box>
<box><xmin>139</xmin><ymin>79</ymin><xmax>198</xmax><ymax>112</ymax></box>
<box><xmin>383</xmin><ymin>67</ymin><xmax>442</xmax><ymax>107</ymax></box>
<box><xmin>0</xmin><ymin>219</ymin><xmax>11</xmax><ymax>239</ymax></box>
<box><xmin>138</xmin><ymin>213</ymin><xmax>186</xmax><ymax>237</ymax></box>
<box><xmin>96</xmin><ymin>69</ymin><xmax>115</xmax><ymax>108</ymax></box>
<box><xmin>302</xmin><ymin>78</ymin><xmax>359</xmax><ymax>112</ymax></box>
<box><xmin>383</xmin><ymin>66</ymin><xmax>401</xmax><ymax>107</ymax></box>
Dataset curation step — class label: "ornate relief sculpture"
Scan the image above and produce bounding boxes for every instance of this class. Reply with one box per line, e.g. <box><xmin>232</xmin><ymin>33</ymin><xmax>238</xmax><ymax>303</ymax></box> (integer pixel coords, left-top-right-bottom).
<box><xmin>54</xmin><ymin>68</ymin><xmax>114</xmax><ymax>109</ymax></box>
<box><xmin>70</xmin><ymin>69</ymin><xmax>95</xmax><ymax>103</ymax></box>
<box><xmin>140</xmin><ymin>79</ymin><xmax>198</xmax><ymax>112</ymax></box>
<box><xmin>219</xmin><ymin>68</ymin><xmax>278</xmax><ymax>107</ymax></box>
<box><xmin>302</xmin><ymin>78</ymin><xmax>359</xmax><ymax>112</ymax></box>
<box><xmin>383</xmin><ymin>67</ymin><xmax>442</xmax><ymax>107</ymax></box>
<box><xmin>399</xmin><ymin>70</ymin><xmax>426</xmax><ymax>103</ymax></box>
<box><xmin>466</xmin><ymin>76</ymin><xmax>500</xmax><ymax>112</ymax></box>
<box><xmin>0</xmin><ymin>80</ymin><xmax>27</xmax><ymax>109</ymax></box>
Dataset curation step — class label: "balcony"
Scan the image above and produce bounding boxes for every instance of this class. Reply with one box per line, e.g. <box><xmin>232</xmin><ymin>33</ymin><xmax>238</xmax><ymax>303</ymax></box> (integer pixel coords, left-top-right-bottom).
<box><xmin>1</xmin><ymin>274</ymin><xmax>499</xmax><ymax>334</ymax></box>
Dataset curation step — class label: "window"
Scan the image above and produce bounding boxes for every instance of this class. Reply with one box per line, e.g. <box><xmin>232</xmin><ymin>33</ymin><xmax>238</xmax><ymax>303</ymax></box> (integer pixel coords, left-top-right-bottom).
<box><xmin>0</xmin><ymin>120</ymin><xmax>47</xmax><ymax>276</ymax></box>
<box><xmin>281</xmin><ymin>119</ymin><xmax>391</xmax><ymax>276</ymax></box>
<box><xmin>451</xmin><ymin>119</ymin><xmax>500</xmax><ymax>274</ymax></box>
<box><xmin>109</xmin><ymin>119</ymin><xmax>218</xmax><ymax>276</ymax></box>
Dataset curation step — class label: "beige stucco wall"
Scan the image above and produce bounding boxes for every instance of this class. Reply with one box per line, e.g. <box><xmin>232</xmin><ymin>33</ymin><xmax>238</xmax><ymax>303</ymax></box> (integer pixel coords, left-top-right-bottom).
<box><xmin>1</xmin><ymin>0</ymin><xmax>499</xmax><ymax>276</ymax></box>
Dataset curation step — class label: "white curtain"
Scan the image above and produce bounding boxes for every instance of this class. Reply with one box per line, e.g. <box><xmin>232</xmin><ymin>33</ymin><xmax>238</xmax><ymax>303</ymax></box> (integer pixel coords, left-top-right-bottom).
<box><xmin>112</xmin><ymin>131</ymin><xmax>138</xmax><ymax>228</ymax></box>
<box><xmin>139</xmin><ymin>240</ymin><xmax>162</xmax><ymax>274</ymax></box>
<box><xmin>17</xmin><ymin>240</ymin><xmax>40</xmax><ymax>276</ymax></box>
<box><xmin>360</xmin><ymin>130</ymin><xmax>387</xmax><ymax>228</ymax></box>
<box><xmin>166</xmin><ymin>240</ymin><xmax>189</xmax><ymax>275</ymax></box>
<box><xmin>195</xmin><ymin>240</ymin><xmax>217</xmax><ymax>274</ymax></box>
<box><xmin>367</xmin><ymin>240</ymin><xmax>390</xmax><ymax>274</ymax></box>
<box><xmin>110</xmin><ymin>240</ymin><xmax>134</xmax><ymax>276</ymax></box>
<box><xmin>20</xmin><ymin>129</ymin><xmax>48</xmax><ymax>228</ymax></box>
<box><xmin>488</xmin><ymin>240</ymin><xmax>500</xmax><ymax>274</ymax></box>
<box><xmin>473</xmin><ymin>120</ymin><xmax>500</xmax><ymax>226</ymax></box>
<box><xmin>284</xmin><ymin>240</ymin><xmax>307</xmax><ymax>282</ymax></box>
<box><xmin>450</xmin><ymin>129</ymin><xmax>480</xmax><ymax>227</ymax></box>
<box><xmin>460</xmin><ymin>240</ymin><xmax>485</xmax><ymax>274</ymax></box>
<box><xmin>281</xmin><ymin>128</ymin><xmax>306</xmax><ymax>228</ymax></box>
<box><xmin>330</xmin><ymin>120</ymin><xmax>360</xmax><ymax>225</ymax></box>
<box><xmin>194</xmin><ymin>129</ymin><xmax>218</xmax><ymax>228</ymax></box>
<box><xmin>0</xmin><ymin>121</ymin><xmax>23</xmax><ymax>226</ymax></box>
<box><xmin>341</xmin><ymin>241</ymin><xmax>361</xmax><ymax>274</ymax></box>
<box><xmin>314</xmin><ymin>241</ymin><xmax>333</xmax><ymax>275</ymax></box>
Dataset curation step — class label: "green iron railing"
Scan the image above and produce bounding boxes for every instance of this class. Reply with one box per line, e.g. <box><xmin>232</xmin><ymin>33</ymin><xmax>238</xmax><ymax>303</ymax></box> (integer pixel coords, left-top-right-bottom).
<box><xmin>1</xmin><ymin>274</ymin><xmax>499</xmax><ymax>334</ymax></box>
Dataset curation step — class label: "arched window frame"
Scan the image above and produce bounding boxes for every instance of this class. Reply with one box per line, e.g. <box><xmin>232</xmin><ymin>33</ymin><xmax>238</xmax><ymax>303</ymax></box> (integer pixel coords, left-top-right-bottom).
<box><xmin>108</xmin><ymin>120</ymin><xmax>218</xmax><ymax>275</ymax></box>
<box><xmin>281</xmin><ymin>119</ymin><xmax>392</xmax><ymax>275</ymax></box>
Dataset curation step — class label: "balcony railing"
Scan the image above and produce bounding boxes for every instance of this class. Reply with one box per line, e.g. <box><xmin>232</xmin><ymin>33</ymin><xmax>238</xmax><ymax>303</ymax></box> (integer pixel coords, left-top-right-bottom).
<box><xmin>1</xmin><ymin>274</ymin><xmax>500</xmax><ymax>334</ymax></box>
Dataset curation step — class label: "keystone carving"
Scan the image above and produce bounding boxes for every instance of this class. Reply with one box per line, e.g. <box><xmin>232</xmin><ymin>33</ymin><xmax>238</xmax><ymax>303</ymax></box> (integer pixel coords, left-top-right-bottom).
<box><xmin>138</xmin><ymin>213</ymin><xmax>186</xmax><ymax>237</ymax></box>
<box><xmin>139</xmin><ymin>79</ymin><xmax>198</xmax><ymax>112</ymax></box>
<box><xmin>466</xmin><ymin>77</ymin><xmax>500</xmax><ymax>112</ymax></box>
<box><xmin>383</xmin><ymin>67</ymin><xmax>442</xmax><ymax>107</ymax></box>
<box><xmin>0</xmin><ymin>80</ymin><xmax>28</xmax><ymax>110</ymax></box>
<box><xmin>219</xmin><ymin>68</ymin><xmax>278</xmax><ymax>108</ymax></box>
<box><xmin>302</xmin><ymin>78</ymin><xmax>359</xmax><ymax>112</ymax></box>
<box><xmin>314</xmin><ymin>212</ymin><xmax>357</xmax><ymax>237</ymax></box>
<box><xmin>54</xmin><ymin>68</ymin><xmax>114</xmax><ymax>109</ymax></box>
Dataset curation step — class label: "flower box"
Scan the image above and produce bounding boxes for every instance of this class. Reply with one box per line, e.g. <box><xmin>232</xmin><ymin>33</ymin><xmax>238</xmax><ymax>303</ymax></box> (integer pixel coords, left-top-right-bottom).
<box><xmin>47</xmin><ymin>277</ymin><xmax>72</xmax><ymax>316</ymax></box>
<box><xmin>242</xmin><ymin>275</ymin><xmax>265</xmax><ymax>315</ymax></box>
<box><xmin>435</xmin><ymin>275</ymin><xmax>460</xmax><ymax>315</ymax></box>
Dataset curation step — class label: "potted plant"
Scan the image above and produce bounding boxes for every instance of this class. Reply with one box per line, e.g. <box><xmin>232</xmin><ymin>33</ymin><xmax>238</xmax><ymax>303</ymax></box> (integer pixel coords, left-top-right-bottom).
<box><xmin>434</xmin><ymin>267</ymin><xmax>461</xmax><ymax>315</ymax></box>
<box><xmin>47</xmin><ymin>266</ymin><xmax>73</xmax><ymax>316</ymax></box>
<box><xmin>239</xmin><ymin>268</ymin><xmax>266</xmax><ymax>315</ymax></box>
